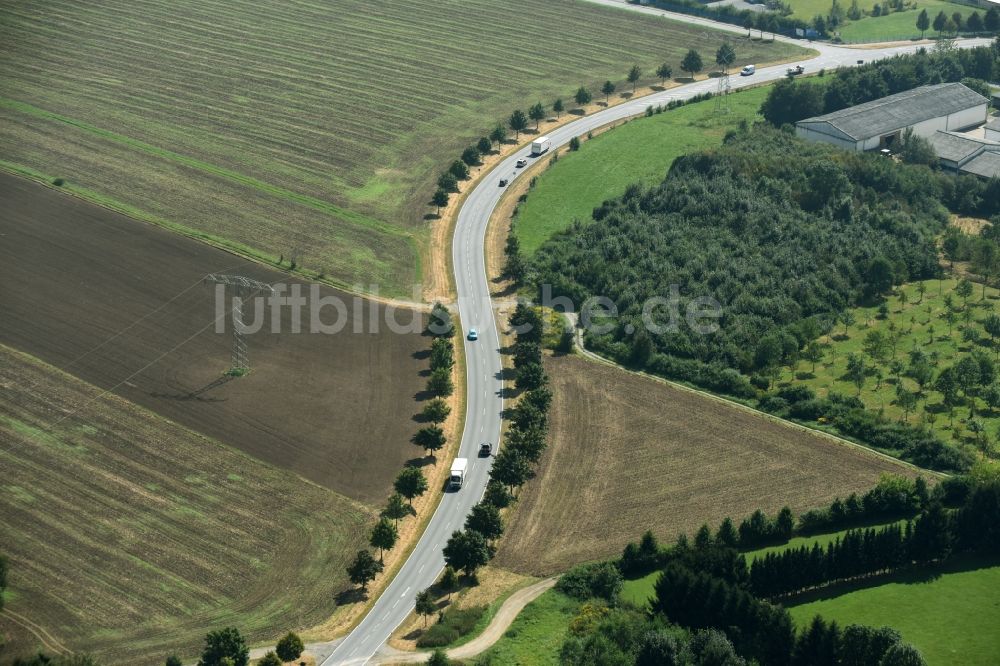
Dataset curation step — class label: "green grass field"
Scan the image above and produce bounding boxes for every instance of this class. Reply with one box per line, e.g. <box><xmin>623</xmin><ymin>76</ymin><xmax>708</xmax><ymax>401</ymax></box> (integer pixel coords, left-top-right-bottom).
<box><xmin>621</xmin><ymin>536</ymin><xmax>1000</xmax><ymax>665</ymax></box>
<box><xmin>784</xmin><ymin>0</ymin><xmax>978</xmax><ymax>43</ymax></box>
<box><xmin>787</xmin><ymin>555</ymin><xmax>1000</xmax><ymax>665</ymax></box>
<box><xmin>514</xmin><ymin>84</ymin><xmax>771</xmax><ymax>254</ymax></box>
<box><xmin>0</xmin><ymin>0</ymin><xmax>804</xmax><ymax>295</ymax></box>
<box><xmin>476</xmin><ymin>589</ymin><xmax>581</xmax><ymax>665</ymax></box>
<box><xmin>839</xmin><ymin>1</ymin><xmax>979</xmax><ymax>42</ymax></box>
<box><xmin>787</xmin><ymin>0</ymin><xmax>882</xmax><ymax>19</ymax></box>
<box><xmin>777</xmin><ymin>278</ymin><xmax>1000</xmax><ymax>454</ymax></box>
<box><xmin>620</xmin><ymin>573</ymin><xmax>660</xmax><ymax>608</ymax></box>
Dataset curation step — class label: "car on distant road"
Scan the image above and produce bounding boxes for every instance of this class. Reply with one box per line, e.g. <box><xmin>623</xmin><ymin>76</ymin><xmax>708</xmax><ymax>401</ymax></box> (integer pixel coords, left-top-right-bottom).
<box><xmin>498</xmin><ymin>177</ymin><xmax>509</xmax><ymax>187</ymax></box>
<box><xmin>467</xmin><ymin>328</ymin><xmax>478</xmax><ymax>341</ymax></box>
<box><xmin>740</xmin><ymin>64</ymin><xmax>755</xmax><ymax>76</ymax></box>
<box><xmin>787</xmin><ymin>65</ymin><xmax>805</xmax><ymax>75</ymax></box>
<box><xmin>479</xmin><ymin>442</ymin><xmax>493</xmax><ymax>457</ymax></box>
<box><xmin>516</xmin><ymin>158</ymin><xmax>528</xmax><ymax>168</ymax></box>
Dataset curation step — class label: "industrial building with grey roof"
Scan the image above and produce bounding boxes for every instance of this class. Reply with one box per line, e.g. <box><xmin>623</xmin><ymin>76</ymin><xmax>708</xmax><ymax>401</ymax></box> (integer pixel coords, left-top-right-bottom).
<box><xmin>795</xmin><ymin>83</ymin><xmax>989</xmax><ymax>152</ymax></box>
<box><xmin>796</xmin><ymin>83</ymin><xmax>1000</xmax><ymax>178</ymax></box>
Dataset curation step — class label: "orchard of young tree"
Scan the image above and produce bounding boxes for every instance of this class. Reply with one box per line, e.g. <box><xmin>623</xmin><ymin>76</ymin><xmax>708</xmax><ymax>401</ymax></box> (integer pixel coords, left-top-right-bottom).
<box><xmin>529</xmin><ymin>116</ymin><xmax>1000</xmax><ymax>471</ymax></box>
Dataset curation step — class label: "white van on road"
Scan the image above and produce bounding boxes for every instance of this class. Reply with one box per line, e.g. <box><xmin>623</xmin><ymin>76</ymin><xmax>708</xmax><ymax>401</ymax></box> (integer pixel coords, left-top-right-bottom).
<box><xmin>741</xmin><ymin>64</ymin><xmax>756</xmax><ymax>76</ymax></box>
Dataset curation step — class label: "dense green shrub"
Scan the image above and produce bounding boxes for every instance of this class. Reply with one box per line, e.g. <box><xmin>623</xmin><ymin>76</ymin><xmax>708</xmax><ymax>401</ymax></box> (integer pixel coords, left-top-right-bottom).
<box><xmin>556</xmin><ymin>561</ymin><xmax>624</xmax><ymax>600</ymax></box>
<box><xmin>757</xmin><ymin>395</ymin><xmax>789</xmax><ymax>415</ymax></box>
<box><xmin>416</xmin><ymin>625</ymin><xmax>459</xmax><ymax>647</ymax></box>
<box><xmin>771</xmin><ymin>386</ymin><xmax>967</xmax><ymax>472</ymax></box>
<box><xmin>415</xmin><ymin>605</ymin><xmax>486</xmax><ymax>648</ymax></box>
<box><xmin>534</xmin><ymin>128</ymin><xmax>948</xmax><ymax>381</ymax></box>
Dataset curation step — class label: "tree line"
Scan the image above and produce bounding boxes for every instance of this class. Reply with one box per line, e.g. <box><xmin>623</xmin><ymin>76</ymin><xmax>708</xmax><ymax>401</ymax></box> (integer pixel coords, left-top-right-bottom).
<box><xmin>763</xmin><ymin>382</ymin><xmax>973</xmax><ymax>472</ymax></box>
<box><xmin>640</xmin><ymin>0</ymin><xmax>999</xmax><ymax>43</ymax></box>
<box><xmin>798</xmin><ymin>474</ymin><xmax>929</xmax><ymax>534</ymax></box>
<box><xmin>562</xmin><ymin>471</ymin><xmax>1000</xmax><ymax>665</ymax></box>
<box><xmin>762</xmin><ymin>41</ymin><xmax>1000</xmax><ymax>130</ymax></box>
<box><xmin>405</xmin><ymin>304</ymin><xmax>557</xmax><ymax>646</ymax></box>
<box><xmin>620</xmin><ymin>474</ymin><xmax>930</xmax><ymax>579</ymax></box>
<box><xmin>651</xmin><ymin>560</ymin><xmax>926</xmax><ymax>666</ymax></box>
<box><xmin>751</xmin><ymin>520</ymin><xmax>917</xmax><ymax>599</ymax></box>
<box><xmin>750</xmin><ymin>470</ymin><xmax>1000</xmax><ymax>598</ymax></box>
<box><xmin>655</xmin><ymin>473</ymin><xmax>998</xmax><ymax>661</ymax></box>
<box><xmin>437</xmin><ymin>303</ymin><xmax>553</xmax><ymax>582</ymax></box>
<box><xmin>823</xmin><ymin>0</ymin><xmax>904</xmax><ymax>35</ymax></box>
<box><xmin>346</xmin><ymin>304</ymin><xmax>457</xmax><ymax>594</ymax></box>
<box><xmin>632</xmin><ymin>0</ymin><xmax>809</xmax><ymax>40</ymax></box>
<box><xmin>916</xmin><ymin>6</ymin><xmax>1000</xmax><ymax>39</ymax></box>
<box><xmin>8</xmin><ymin>657</ymin><xmax>99</xmax><ymax>666</ymax></box>
<box><xmin>555</xmin><ymin>522</ymin><xmax>935</xmax><ymax>664</ymax></box>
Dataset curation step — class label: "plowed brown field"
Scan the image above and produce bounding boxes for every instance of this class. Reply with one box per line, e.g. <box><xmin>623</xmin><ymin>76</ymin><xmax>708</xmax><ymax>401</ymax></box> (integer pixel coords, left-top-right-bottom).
<box><xmin>0</xmin><ymin>173</ymin><xmax>425</xmax><ymax>504</ymax></box>
<box><xmin>493</xmin><ymin>355</ymin><xmax>920</xmax><ymax>575</ymax></box>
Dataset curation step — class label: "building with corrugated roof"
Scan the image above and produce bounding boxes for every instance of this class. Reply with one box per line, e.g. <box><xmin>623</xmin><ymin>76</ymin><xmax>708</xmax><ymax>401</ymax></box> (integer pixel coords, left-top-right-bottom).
<box><xmin>986</xmin><ymin>117</ymin><xmax>1000</xmax><ymax>143</ymax></box>
<box><xmin>795</xmin><ymin>83</ymin><xmax>989</xmax><ymax>152</ymax></box>
<box><xmin>925</xmin><ymin>130</ymin><xmax>1000</xmax><ymax>179</ymax></box>
<box><xmin>961</xmin><ymin>151</ymin><xmax>1000</xmax><ymax>178</ymax></box>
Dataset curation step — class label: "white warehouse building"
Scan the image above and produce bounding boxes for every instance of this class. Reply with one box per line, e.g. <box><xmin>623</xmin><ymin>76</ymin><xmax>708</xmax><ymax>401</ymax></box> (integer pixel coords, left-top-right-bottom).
<box><xmin>795</xmin><ymin>83</ymin><xmax>989</xmax><ymax>152</ymax></box>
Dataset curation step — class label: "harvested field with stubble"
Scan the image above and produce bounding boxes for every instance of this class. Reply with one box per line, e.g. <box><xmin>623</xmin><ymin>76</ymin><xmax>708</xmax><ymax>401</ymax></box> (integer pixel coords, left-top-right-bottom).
<box><xmin>0</xmin><ymin>0</ymin><xmax>805</xmax><ymax>293</ymax></box>
<box><xmin>0</xmin><ymin>344</ymin><xmax>373</xmax><ymax>663</ymax></box>
<box><xmin>493</xmin><ymin>355</ymin><xmax>921</xmax><ymax>576</ymax></box>
<box><xmin>0</xmin><ymin>173</ymin><xmax>425</xmax><ymax>505</ymax></box>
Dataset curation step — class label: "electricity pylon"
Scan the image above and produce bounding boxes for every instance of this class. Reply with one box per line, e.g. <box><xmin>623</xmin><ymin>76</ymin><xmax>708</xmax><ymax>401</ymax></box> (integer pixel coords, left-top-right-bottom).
<box><xmin>205</xmin><ymin>274</ymin><xmax>275</xmax><ymax>373</ymax></box>
<box><xmin>715</xmin><ymin>36</ymin><xmax>735</xmax><ymax>114</ymax></box>
<box><xmin>715</xmin><ymin>71</ymin><xmax>731</xmax><ymax>113</ymax></box>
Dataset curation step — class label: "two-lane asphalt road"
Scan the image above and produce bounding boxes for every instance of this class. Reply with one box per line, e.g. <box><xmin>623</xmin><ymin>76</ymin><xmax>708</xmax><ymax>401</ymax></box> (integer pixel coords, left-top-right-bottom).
<box><xmin>323</xmin><ymin>13</ymin><xmax>991</xmax><ymax>663</ymax></box>
<box><xmin>321</xmin><ymin>129</ymin><xmax>507</xmax><ymax>666</ymax></box>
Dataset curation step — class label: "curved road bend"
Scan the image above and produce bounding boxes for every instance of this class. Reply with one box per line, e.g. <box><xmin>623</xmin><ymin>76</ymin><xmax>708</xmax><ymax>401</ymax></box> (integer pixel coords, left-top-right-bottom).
<box><xmin>323</xmin><ymin>21</ymin><xmax>991</xmax><ymax>666</ymax></box>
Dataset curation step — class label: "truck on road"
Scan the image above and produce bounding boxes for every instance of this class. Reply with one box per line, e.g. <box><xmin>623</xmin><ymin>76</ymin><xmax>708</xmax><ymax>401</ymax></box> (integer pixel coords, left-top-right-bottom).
<box><xmin>530</xmin><ymin>136</ymin><xmax>551</xmax><ymax>156</ymax></box>
<box><xmin>449</xmin><ymin>458</ymin><xmax>468</xmax><ymax>490</ymax></box>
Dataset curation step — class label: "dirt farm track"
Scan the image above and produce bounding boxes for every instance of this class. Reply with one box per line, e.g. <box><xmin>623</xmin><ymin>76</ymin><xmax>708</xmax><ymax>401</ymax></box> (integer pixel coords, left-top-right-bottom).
<box><xmin>0</xmin><ymin>173</ymin><xmax>425</xmax><ymax>504</ymax></box>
